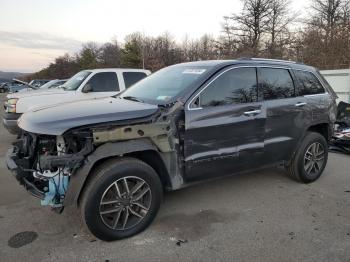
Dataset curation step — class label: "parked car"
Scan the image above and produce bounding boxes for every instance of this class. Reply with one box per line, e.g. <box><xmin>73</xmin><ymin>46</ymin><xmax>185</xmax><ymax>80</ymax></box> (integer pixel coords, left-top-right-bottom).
<box><xmin>0</xmin><ymin>82</ymin><xmax>9</xmax><ymax>93</ymax></box>
<box><xmin>6</xmin><ymin>59</ymin><xmax>337</xmax><ymax>241</ymax></box>
<box><xmin>6</xmin><ymin>79</ymin><xmax>38</xmax><ymax>93</ymax></box>
<box><xmin>3</xmin><ymin>69</ymin><xmax>150</xmax><ymax>134</ymax></box>
<box><xmin>17</xmin><ymin>79</ymin><xmax>67</xmax><ymax>93</ymax></box>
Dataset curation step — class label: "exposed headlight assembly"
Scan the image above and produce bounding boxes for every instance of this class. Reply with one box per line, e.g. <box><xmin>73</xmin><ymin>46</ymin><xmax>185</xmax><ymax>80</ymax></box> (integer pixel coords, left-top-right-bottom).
<box><xmin>5</xmin><ymin>98</ymin><xmax>18</xmax><ymax>113</ymax></box>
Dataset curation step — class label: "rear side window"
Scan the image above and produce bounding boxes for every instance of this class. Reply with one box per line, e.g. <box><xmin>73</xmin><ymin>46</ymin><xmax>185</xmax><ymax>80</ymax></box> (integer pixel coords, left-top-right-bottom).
<box><xmin>294</xmin><ymin>70</ymin><xmax>325</xmax><ymax>96</ymax></box>
<box><xmin>199</xmin><ymin>67</ymin><xmax>257</xmax><ymax>107</ymax></box>
<box><xmin>258</xmin><ymin>68</ymin><xmax>295</xmax><ymax>100</ymax></box>
<box><xmin>123</xmin><ymin>72</ymin><xmax>147</xmax><ymax>88</ymax></box>
<box><xmin>85</xmin><ymin>72</ymin><xmax>119</xmax><ymax>92</ymax></box>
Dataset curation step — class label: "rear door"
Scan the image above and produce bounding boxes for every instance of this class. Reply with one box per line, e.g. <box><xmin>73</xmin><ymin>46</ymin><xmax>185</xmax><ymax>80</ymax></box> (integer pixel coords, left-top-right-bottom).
<box><xmin>184</xmin><ymin>66</ymin><xmax>266</xmax><ymax>181</ymax></box>
<box><xmin>293</xmin><ymin>70</ymin><xmax>331</xmax><ymax>126</ymax></box>
<box><xmin>258</xmin><ymin>67</ymin><xmax>309</xmax><ymax>162</ymax></box>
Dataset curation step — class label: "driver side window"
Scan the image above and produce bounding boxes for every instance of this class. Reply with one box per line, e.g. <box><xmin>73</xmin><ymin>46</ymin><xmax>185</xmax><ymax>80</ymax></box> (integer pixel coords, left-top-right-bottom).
<box><xmin>85</xmin><ymin>72</ymin><xmax>119</xmax><ymax>92</ymax></box>
<box><xmin>198</xmin><ymin>67</ymin><xmax>258</xmax><ymax>107</ymax></box>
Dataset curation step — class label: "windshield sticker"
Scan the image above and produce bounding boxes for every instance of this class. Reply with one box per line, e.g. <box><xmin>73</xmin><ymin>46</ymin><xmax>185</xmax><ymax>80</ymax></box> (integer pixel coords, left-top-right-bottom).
<box><xmin>182</xmin><ymin>69</ymin><xmax>206</xmax><ymax>75</ymax></box>
<box><xmin>76</xmin><ymin>77</ymin><xmax>84</xmax><ymax>81</ymax></box>
<box><xmin>156</xmin><ymin>95</ymin><xmax>171</xmax><ymax>101</ymax></box>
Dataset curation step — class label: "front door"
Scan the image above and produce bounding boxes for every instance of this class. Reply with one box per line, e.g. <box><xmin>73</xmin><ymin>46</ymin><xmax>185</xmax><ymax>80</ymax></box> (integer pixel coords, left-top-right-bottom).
<box><xmin>80</xmin><ymin>72</ymin><xmax>120</xmax><ymax>99</ymax></box>
<box><xmin>184</xmin><ymin>67</ymin><xmax>266</xmax><ymax>182</ymax></box>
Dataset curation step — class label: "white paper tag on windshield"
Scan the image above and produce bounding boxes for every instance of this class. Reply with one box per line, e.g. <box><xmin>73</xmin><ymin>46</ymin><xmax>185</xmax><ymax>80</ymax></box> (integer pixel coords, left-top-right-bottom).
<box><xmin>76</xmin><ymin>77</ymin><xmax>84</xmax><ymax>80</ymax></box>
<box><xmin>182</xmin><ymin>69</ymin><xmax>206</xmax><ymax>74</ymax></box>
<box><xmin>157</xmin><ymin>95</ymin><xmax>171</xmax><ymax>101</ymax></box>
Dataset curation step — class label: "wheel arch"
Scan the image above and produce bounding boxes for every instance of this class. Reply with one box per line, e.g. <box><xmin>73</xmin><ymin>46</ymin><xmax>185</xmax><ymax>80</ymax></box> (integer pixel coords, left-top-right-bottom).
<box><xmin>64</xmin><ymin>139</ymin><xmax>172</xmax><ymax>207</ymax></box>
<box><xmin>306</xmin><ymin>122</ymin><xmax>331</xmax><ymax>141</ymax></box>
<box><xmin>287</xmin><ymin>122</ymin><xmax>331</xmax><ymax>165</ymax></box>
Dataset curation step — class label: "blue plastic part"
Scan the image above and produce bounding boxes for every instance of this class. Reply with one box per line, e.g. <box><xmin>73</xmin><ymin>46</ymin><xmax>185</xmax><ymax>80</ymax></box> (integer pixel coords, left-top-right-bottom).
<box><xmin>41</xmin><ymin>175</ymin><xmax>69</xmax><ymax>207</ymax></box>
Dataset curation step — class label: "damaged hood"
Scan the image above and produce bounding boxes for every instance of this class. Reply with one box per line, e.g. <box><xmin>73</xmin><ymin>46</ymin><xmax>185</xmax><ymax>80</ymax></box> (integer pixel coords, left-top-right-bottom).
<box><xmin>18</xmin><ymin>97</ymin><xmax>159</xmax><ymax>135</ymax></box>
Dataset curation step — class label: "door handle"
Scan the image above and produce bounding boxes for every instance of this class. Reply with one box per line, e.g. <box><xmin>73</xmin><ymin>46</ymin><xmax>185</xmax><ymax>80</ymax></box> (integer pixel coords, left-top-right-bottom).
<box><xmin>295</xmin><ymin>102</ymin><xmax>307</xmax><ymax>107</ymax></box>
<box><xmin>244</xmin><ymin>109</ymin><xmax>261</xmax><ymax>116</ymax></box>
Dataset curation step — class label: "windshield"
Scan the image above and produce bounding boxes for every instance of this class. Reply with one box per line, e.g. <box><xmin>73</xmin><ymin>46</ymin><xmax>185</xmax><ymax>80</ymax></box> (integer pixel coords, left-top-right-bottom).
<box><xmin>62</xmin><ymin>71</ymin><xmax>91</xmax><ymax>91</ymax></box>
<box><xmin>121</xmin><ymin>65</ymin><xmax>209</xmax><ymax>104</ymax></box>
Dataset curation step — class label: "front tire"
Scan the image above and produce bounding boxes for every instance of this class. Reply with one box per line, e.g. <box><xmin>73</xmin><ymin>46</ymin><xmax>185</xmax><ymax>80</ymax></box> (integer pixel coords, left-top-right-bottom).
<box><xmin>80</xmin><ymin>158</ymin><xmax>163</xmax><ymax>241</ymax></box>
<box><xmin>288</xmin><ymin>132</ymin><xmax>328</xmax><ymax>183</ymax></box>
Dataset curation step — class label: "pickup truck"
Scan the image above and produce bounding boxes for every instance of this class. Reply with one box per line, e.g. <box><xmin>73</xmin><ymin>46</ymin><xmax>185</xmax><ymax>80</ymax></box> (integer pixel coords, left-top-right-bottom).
<box><xmin>3</xmin><ymin>68</ymin><xmax>151</xmax><ymax>134</ymax></box>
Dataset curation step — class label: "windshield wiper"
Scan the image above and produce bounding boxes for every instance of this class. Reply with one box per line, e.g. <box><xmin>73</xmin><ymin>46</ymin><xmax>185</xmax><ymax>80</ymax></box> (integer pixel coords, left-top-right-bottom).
<box><xmin>122</xmin><ymin>96</ymin><xmax>144</xmax><ymax>103</ymax></box>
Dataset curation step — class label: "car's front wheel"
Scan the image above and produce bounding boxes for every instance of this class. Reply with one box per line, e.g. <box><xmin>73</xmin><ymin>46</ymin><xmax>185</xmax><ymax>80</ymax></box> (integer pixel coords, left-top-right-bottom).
<box><xmin>288</xmin><ymin>132</ymin><xmax>328</xmax><ymax>183</ymax></box>
<box><xmin>80</xmin><ymin>157</ymin><xmax>163</xmax><ymax>241</ymax></box>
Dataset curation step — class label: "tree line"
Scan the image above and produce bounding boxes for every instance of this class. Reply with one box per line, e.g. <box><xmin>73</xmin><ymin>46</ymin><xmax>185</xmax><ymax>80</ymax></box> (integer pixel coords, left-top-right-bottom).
<box><xmin>29</xmin><ymin>0</ymin><xmax>350</xmax><ymax>80</ymax></box>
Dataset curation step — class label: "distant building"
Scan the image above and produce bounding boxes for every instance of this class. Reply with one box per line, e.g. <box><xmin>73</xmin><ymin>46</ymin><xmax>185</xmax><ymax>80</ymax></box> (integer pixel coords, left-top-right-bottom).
<box><xmin>320</xmin><ymin>69</ymin><xmax>350</xmax><ymax>103</ymax></box>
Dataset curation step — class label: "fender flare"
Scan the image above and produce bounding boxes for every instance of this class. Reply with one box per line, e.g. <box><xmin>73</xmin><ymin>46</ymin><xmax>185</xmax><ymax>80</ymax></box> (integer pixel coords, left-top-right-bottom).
<box><xmin>64</xmin><ymin>138</ymin><xmax>160</xmax><ymax>207</ymax></box>
<box><xmin>288</xmin><ymin>121</ymin><xmax>331</xmax><ymax>164</ymax></box>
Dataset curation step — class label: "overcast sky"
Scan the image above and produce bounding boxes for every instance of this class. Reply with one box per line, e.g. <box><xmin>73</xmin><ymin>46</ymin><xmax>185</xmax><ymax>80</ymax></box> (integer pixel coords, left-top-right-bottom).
<box><xmin>0</xmin><ymin>0</ymin><xmax>308</xmax><ymax>73</ymax></box>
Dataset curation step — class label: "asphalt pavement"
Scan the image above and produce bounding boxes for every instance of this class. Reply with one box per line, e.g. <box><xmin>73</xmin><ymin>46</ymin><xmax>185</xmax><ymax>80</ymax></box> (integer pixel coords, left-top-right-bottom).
<box><xmin>0</xmin><ymin>94</ymin><xmax>349</xmax><ymax>262</ymax></box>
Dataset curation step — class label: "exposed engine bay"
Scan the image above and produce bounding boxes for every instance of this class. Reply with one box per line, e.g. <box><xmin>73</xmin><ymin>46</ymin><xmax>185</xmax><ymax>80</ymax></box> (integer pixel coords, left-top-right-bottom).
<box><xmin>8</xmin><ymin>101</ymin><xmax>184</xmax><ymax>209</ymax></box>
<box><xmin>11</xmin><ymin>130</ymin><xmax>93</xmax><ymax>207</ymax></box>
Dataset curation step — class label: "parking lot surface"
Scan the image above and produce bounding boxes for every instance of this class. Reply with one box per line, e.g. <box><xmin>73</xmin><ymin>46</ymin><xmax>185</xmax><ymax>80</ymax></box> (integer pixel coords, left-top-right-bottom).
<box><xmin>0</xmin><ymin>94</ymin><xmax>349</xmax><ymax>262</ymax></box>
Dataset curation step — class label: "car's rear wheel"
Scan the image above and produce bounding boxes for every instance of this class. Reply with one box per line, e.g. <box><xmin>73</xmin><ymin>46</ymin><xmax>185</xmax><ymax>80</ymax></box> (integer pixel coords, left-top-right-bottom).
<box><xmin>80</xmin><ymin>157</ymin><xmax>162</xmax><ymax>241</ymax></box>
<box><xmin>288</xmin><ymin>132</ymin><xmax>328</xmax><ymax>183</ymax></box>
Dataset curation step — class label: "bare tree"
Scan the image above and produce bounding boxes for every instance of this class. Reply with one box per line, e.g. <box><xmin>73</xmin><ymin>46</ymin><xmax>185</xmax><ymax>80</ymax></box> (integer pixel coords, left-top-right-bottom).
<box><xmin>264</xmin><ymin>0</ymin><xmax>296</xmax><ymax>58</ymax></box>
<box><xmin>98</xmin><ymin>41</ymin><xmax>121</xmax><ymax>68</ymax></box>
<box><xmin>301</xmin><ymin>0</ymin><xmax>350</xmax><ymax>69</ymax></box>
<box><xmin>27</xmin><ymin>0</ymin><xmax>350</xmax><ymax>80</ymax></box>
<box><xmin>218</xmin><ymin>16</ymin><xmax>237</xmax><ymax>58</ymax></box>
<box><xmin>230</xmin><ymin>0</ymin><xmax>272</xmax><ymax>56</ymax></box>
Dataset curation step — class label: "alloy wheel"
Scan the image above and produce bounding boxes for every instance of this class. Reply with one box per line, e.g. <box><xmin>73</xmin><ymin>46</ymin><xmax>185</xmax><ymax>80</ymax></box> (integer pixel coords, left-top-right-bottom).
<box><xmin>303</xmin><ymin>142</ymin><xmax>325</xmax><ymax>176</ymax></box>
<box><xmin>99</xmin><ymin>176</ymin><xmax>152</xmax><ymax>230</ymax></box>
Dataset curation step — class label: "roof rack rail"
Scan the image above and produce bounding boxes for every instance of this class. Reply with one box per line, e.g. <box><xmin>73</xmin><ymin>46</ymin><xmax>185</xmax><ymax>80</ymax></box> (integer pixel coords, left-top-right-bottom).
<box><xmin>237</xmin><ymin>57</ymin><xmax>298</xmax><ymax>64</ymax></box>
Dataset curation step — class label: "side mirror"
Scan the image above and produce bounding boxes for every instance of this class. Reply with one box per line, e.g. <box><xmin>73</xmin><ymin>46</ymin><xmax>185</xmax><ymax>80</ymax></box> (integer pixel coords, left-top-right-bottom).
<box><xmin>191</xmin><ymin>96</ymin><xmax>201</xmax><ymax>108</ymax></box>
<box><xmin>82</xmin><ymin>83</ymin><xmax>93</xmax><ymax>93</ymax></box>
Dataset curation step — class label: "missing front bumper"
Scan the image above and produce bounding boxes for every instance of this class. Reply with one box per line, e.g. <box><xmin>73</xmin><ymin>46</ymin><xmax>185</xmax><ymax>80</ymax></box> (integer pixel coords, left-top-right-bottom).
<box><xmin>6</xmin><ymin>146</ymin><xmax>45</xmax><ymax>200</ymax></box>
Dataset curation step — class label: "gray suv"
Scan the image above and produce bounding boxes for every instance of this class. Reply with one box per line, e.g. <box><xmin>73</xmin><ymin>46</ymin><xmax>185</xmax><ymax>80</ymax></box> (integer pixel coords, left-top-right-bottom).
<box><xmin>6</xmin><ymin>58</ymin><xmax>337</xmax><ymax>241</ymax></box>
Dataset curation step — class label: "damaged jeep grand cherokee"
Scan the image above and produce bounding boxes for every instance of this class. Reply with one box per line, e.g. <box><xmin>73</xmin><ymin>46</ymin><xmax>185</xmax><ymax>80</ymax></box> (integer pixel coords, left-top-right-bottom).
<box><xmin>7</xmin><ymin>59</ymin><xmax>337</xmax><ymax>241</ymax></box>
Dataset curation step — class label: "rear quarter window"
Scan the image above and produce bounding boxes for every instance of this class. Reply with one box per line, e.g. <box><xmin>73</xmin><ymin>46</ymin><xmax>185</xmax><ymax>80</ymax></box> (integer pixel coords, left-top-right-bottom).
<box><xmin>123</xmin><ymin>72</ymin><xmax>147</xmax><ymax>88</ymax></box>
<box><xmin>294</xmin><ymin>70</ymin><xmax>325</xmax><ymax>96</ymax></box>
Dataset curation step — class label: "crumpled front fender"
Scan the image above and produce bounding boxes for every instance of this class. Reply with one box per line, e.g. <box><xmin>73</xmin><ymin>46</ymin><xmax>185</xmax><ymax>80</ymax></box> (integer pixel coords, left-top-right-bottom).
<box><xmin>64</xmin><ymin>138</ymin><xmax>160</xmax><ymax>207</ymax></box>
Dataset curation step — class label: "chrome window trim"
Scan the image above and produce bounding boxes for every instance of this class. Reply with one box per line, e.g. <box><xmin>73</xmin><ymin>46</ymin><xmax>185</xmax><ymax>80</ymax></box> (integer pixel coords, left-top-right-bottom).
<box><xmin>303</xmin><ymin>93</ymin><xmax>329</xmax><ymax>98</ymax></box>
<box><xmin>186</xmin><ymin>65</ymin><xmax>328</xmax><ymax>111</ymax></box>
<box><xmin>187</xmin><ymin>65</ymin><xmax>292</xmax><ymax>111</ymax></box>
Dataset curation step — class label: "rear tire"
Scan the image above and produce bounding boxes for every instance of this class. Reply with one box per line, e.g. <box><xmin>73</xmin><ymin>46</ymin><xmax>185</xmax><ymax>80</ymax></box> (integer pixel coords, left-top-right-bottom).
<box><xmin>288</xmin><ymin>132</ymin><xmax>328</xmax><ymax>183</ymax></box>
<box><xmin>80</xmin><ymin>157</ymin><xmax>163</xmax><ymax>241</ymax></box>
